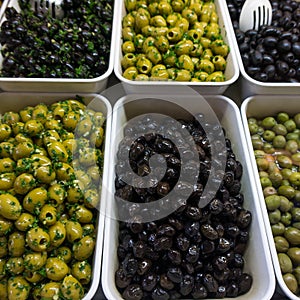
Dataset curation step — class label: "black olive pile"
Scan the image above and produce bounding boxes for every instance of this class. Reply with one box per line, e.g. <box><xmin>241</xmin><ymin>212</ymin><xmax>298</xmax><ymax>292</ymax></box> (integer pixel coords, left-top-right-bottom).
<box><xmin>227</xmin><ymin>0</ymin><xmax>300</xmax><ymax>82</ymax></box>
<box><xmin>0</xmin><ymin>0</ymin><xmax>113</xmax><ymax>78</ymax></box>
<box><xmin>114</xmin><ymin>114</ymin><xmax>253</xmax><ymax>299</ymax></box>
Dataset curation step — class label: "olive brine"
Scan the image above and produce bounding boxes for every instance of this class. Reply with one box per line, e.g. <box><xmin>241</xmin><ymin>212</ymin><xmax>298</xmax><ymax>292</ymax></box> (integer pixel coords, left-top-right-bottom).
<box><xmin>249</xmin><ymin>112</ymin><xmax>300</xmax><ymax>295</ymax></box>
<box><xmin>227</xmin><ymin>0</ymin><xmax>300</xmax><ymax>82</ymax></box>
<box><xmin>115</xmin><ymin>114</ymin><xmax>252</xmax><ymax>299</ymax></box>
<box><xmin>0</xmin><ymin>0</ymin><xmax>113</xmax><ymax>78</ymax></box>
<box><xmin>0</xmin><ymin>98</ymin><xmax>106</xmax><ymax>299</ymax></box>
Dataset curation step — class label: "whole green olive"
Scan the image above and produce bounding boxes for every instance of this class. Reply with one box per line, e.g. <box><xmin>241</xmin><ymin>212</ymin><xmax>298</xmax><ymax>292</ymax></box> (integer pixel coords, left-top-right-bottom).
<box><xmin>293</xmin><ymin>113</ymin><xmax>300</xmax><ymax>128</ymax></box>
<box><xmin>261</xmin><ymin>116</ymin><xmax>277</xmax><ymax>129</ymax></box>
<box><xmin>287</xmin><ymin>247</ymin><xmax>300</xmax><ymax>265</ymax></box>
<box><xmin>280</xmin><ymin>196</ymin><xmax>292</xmax><ymax>213</ymax></box>
<box><xmin>284</xmin><ymin>227</ymin><xmax>300</xmax><ymax>245</ymax></box>
<box><xmin>277</xmin><ymin>112</ymin><xmax>290</xmax><ymax>124</ymax></box>
<box><xmin>289</xmin><ymin>172</ymin><xmax>300</xmax><ymax>187</ymax></box>
<box><xmin>265</xmin><ymin>195</ymin><xmax>281</xmax><ymax>211</ymax></box>
<box><xmin>293</xmin><ymin>266</ymin><xmax>300</xmax><ymax>284</ymax></box>
<box><xmin>284</xmin><ymin>119</ymin><xmax>297</xmax><ymax>132</ymax></box>
<box><xmin>278</xmin><ymin>185</ymin><xmax>296</xmax><ymax>200</ymax></box>
<box><xmin>272</xmin><ymin>222</ymin><xmax>286</xmax><ymax>236</ymax></box>
<box><xmin>283</xmin><ymin>273</ymin><xmax>298</xmax><ymax>294</ymax></box>
<box><xmin>277</xmin><ymin>155</ymin><xmax>293</xmax><ymax>169</ymax></box>
<box><xmin>274</xmin><ymin>236</ymin><xmax>290</xmax><ymax>253</ymax></box>
<box><xmin>281</xmin><ymin>212</ymin><xmax>292</xmax><ymax>226</ymax></box>
<box><xmin>269</xmin><ymin>209</ymin><xmax>281</xmax><ymax>224</ymax></box>
<box><xmin>278</xmin><ymin>252</ymin><xmax>293</xmax><ymax>273</ymax></box>
<box><xmin>273</xmin><ymin>135</ymin><xmax>286</xmax><ymax>148</ymax></box>
<box><xmin>273</xmin><ymin>123</ymin><xmax>288</xmax><ymax>136</ymax></box>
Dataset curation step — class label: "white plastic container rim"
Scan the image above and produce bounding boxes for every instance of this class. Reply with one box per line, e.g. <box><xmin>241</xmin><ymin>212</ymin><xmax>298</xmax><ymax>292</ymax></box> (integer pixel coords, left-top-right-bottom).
<box><xmin>241</xmin><ymin>95</ymin><xmax>300</xmax><ymax>300</ymax></box>
<box><xmin>102</xmin><ymin>93</ymin><xmax>275</xmax><ymax>300</ymax></box>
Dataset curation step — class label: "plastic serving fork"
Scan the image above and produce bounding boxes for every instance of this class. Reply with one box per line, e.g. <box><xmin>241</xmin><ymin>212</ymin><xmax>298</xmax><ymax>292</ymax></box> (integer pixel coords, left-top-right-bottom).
<box><xmin>29</xmin><ymin>0</ymin><xmax>64</xmax><ymax>19</ymax></box>
<box><xmin>239</xmin><ymin>0</ymin><xmax>272</xmax><ymax>32</ymax></box>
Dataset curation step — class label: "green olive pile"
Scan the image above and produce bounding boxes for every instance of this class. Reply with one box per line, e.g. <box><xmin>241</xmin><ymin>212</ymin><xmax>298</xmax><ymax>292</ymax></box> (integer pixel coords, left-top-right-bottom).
<box><xmin>0</xmin><ymin>98</ymin><xmax>106</xmax><ymax>299</ymax></box>
<box><xmin>248</xmin><ymin>111</ymin><xmax>300</xmax><ymax>295</ymax></box>
<box><xmin>121</xmin><ymin>0</ymin><xmax>230</xmax><ymax>82</ymax></box>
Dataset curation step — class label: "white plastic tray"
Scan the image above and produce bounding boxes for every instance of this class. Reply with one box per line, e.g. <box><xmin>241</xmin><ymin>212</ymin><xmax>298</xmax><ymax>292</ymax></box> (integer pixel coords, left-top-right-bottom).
<box><xmin>0</xmin><ymin>92</ymin><xmax>112</xmax><ymax>300</ymax></box>
<box><xmin>102</xmin><ymin>94</ymin><xmax>275</xmax><ymax>300</ymax></box>
<box><xmin>227</xmin><ymin>22</ymin><xmax>300</xmax><ymax>98</ymax></box>
<box><xmin>241</xmin><ymin>95</ymin><xmax>300</xmax><ymax>300</ymax></box>
<box><xmin>114</xmin><ymin>0</ymin><xmax>239</xmax><ymax>95</ymax></box>
<box><xmin>0</xmin><ymin>0</ymin><xmax>118</xmax><ymax>93</ymax></box>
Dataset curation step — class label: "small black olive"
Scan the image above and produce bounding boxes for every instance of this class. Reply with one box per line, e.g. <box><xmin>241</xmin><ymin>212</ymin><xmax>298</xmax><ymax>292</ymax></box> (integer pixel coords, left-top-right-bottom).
<box><xmin>122</xmin><ymin>284</ymin><xmax>143</xmax><ymax>300</ymax></box>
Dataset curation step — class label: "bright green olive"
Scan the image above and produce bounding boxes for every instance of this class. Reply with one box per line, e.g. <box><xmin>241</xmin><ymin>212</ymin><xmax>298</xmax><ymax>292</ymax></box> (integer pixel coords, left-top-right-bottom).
<box><xmin>121</xmin><ymin>53</ymin><xmax>137</xmax><ymax>70</ymax></box>
<box><xmin>123</xmin><ymin>66</ymin><xmax>139</xmax><ymax>80</ymax></box>
<box><xmin>122</xmin><ymin>41</ymin><xmax>135</xmax><ymax>54</ymax></box>
<box><xmin>177</xmin><ymin>54</ymin><xmax>194</xmax><ymax>72</ymax></box>
<box><xmin>73</xmin><ymin>236</ymin><xmax>95</xmax><ymax>261</ymax></box>
<box><xmin>205</xmin><ymin>23</ymin><xmax>220</xmax><ymax>40</ymax></box>
<box><xmin>0</xmin><ymin>158</ymin><xmax>15</xmax><ymax>173</ymax></box>
<box><xmin>174</xmin><ymin>69</ymin><xmax>192</xmax><ymax>81</ymax></box>
<box><xmin>7</xmin><ymin>276</ymin><xmax>30</xmax><ymax>300</ymax></box>
<box><xmin>6</xmin><ymin>257</ymin><xmax>24</xmax><ymax>275</ymax></box>
<box><xmin>206</xmin><ymin>71</ymin><xmax>225</xmax><ymax>82</ymax></box>
<box><xmin>122</xmin><ymin>27</ymin><xmax>135</xmax><ymax>42</ymax></box>
<box><xmin>45</xmin><ymin>257</ymin><xmax>69</xmax><ymax>281</ymax></box>
<box><xmin>61</xmin><ymin>275</ymin><xmax>84</xmax><ymax>300</ymax></box>
<box><xmin>0</xmin><ymin>124</ymin><xmax>12</xmax><ymax>142</ymax></box>
<box><xmin>24</xmin><ymin>120</ymin><xmax>44</xmax><ymax>137</ymax></box>
<box><xmin>158</xmin><ymin>1</ymin><xmax>172</xmax><ymax>15</ymax></box>
<box><xmin>172</xmin><ymin>0</ymin><xmax>185</xmax><ymax>12</ymax></box>
<box><xmin>12</xmin><ymin>141</ymin><xmax>34</xmax><ymax>161</ymax></box>
<box><xmin>0</xmin><ymin>194</ymin><xmax>22</xmax><ymax>221</ymax></box>
<box><xmin>48</xmin><ymin>183</ymin><xmax>65</xmax><ymax>206</ymax></box>
<box><xmin>72</xmin><ymin>260</ymin><xmax>92</xmax><ymax>285</ymax></box>
<box><xmin>212</xmin><ymin>55</ymin><xmax>226</xmax><ymax>71</ymax></box>
<box><xmin>3</xmin><ymin>111</ymin><xmax>20</xmax><ymax>126</ymax></box>
<box><xmin>166</xmin><ymin>27</ymin><xmax>183</xmax><ymax>43</ymax></box>
<box><xmin>265</xmin><ymin>194</ymin><xmax>281</xmax><ymax>211</ymax></box>
<box><xmin>154</xmin><ymin>35</ymin><xmax>169</xmax><ymax>53</ymax></box>
<box><xmin>148</xmin><ymin>2</ymin><xmax>159</xmax><ymax>16</ymax></box>
<box><xmin>122</xmin><ymin>13</ymin><xmax>135</xmax><ymax>28</ymax></box>
<box><xmin>194</xmin><ymin>71</ymin><xmax>209</xmax><ymax>81</ymax></box>
<box><xmin>136</xmin><ymin>56</ymin><xmax>153</xmax><ymax>74</ymax></box>
<box><xmin>8</xmin><ymin>231</ymin><xmax>25</xmax><ymax>257</ymax></box>
<box><xmin>289</xmin><ymin>172</ymin><xmax>300</xmax><ymax>187</ymax></box>
<box><xmin>55</xmin><ymin>246</ymin><xmax>72</xmax><ymax>263</ymax></box>
<box><xmin>53</xmin><ymin>162</ymin><xmax>75</xmax><ymax>181</ymax></box>
<box><xmin>26</xmin><ymin>227</ymin><xmax>50</xmax><ymax>252</ymax></box>
<box><xmin>48</xmin><ymin>221</ymin><xmax>66</xmax><ymax>248</ymax></box>
<box><xmin>146</xmin><ymin>46</ymin><xmax>162</xmax><ymax>65</ymax></box>
<box><xmin>0</xmin><ymin>173</ymin><xmax>15</xmax><ymax>191</ymax></box>
<box><xmin>0</xmin><ymin>216</ymin><xmax>13</xmax><ymax>236</ymax></box>
<box><xmin>152</xmin><ymin>27</ymin><xmax>169</xmax><ymax>38</ymax></box>
<box><xmin>23</xmin><ymin>187</ymin><xmax>48</xmax><ymax>215</ymax></box>
<box><xmin>66</xmin><ymin>220</ymin><xmax>83</xmax><ymax>243</ymax></box>
<box><xmin>277</xmin><ymin>112</ymin><xmax>290</xmax><ymax>124</ymax></box>
<box><xmin>197</xmin><ymin>59</ymin><xmax>215</xmax><ymax>74</ymax></box>
<box><xmin>211</xmin><ymin>39</ymin><xmax>229</xmax><ymax>56</ymax></box>
<box><xmin>14</xmin><ymin>213</ymin><xmax>35</xmax><ymax>232</ymax></box>
<box><xmin>150</xmin><ymin>15</ymin><xmax>167</xmax><ymax>27</ymax></box>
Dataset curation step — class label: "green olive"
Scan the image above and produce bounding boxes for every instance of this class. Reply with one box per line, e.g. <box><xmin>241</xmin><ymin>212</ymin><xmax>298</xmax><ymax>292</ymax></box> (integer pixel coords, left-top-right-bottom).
<box><xmin>261</xmin><ymin>116</ymin><xmax>277</xmax><ymax>129</ymax></box>
<box><xmin>281</xmin><ymin>212</ymin><xmax>292</xmax><ymax>226</ymax></box>
<box><xmin>8</xmin><ymin>276</ymin><xmax>30</xmax><ymax>300</ymax></box>
<box><xmin>289</xmin><ymin>172</ymin><xmax>300</xmax><ymax>187</ymax></box>
<box><xmin>273</xmin><ymin>123</ymin><xmax>288</xmax><ymax>136</ymax></box>
<box><xmin>277</xmin><ymin>155</ymin><xmax>293</xmax><ymax>169</ymax></box>
<box><xmin>71</xmin><ymin>260</ymin><xmax>92</xmax><ymax>285</ymax></box>
<box><xmin>265</xmin><ymin>194</ymin><xmax>281</xmax><ymax>211</ymax></box>
<box><xmin>272</xmin><ymin>222</ymin><xmax>286</xmax><ymax>236</ymax></box>
<box><xmin>273</xmin><ymin>135</ymin><xmax>286</xmax><ymax>148</ymax></box>
<box><xmin>287</xmin><ymin>247</ymin><xmax>300</xmax><ymax>265</ymax></box>
<box><xmin>284</xmin><ymin>119</ymin><xmax>297</xmax><ymax>132</ymax></box>
<box><xmin>0</xmin><ymin>194</ymin><xmax>22</xmax><ymax>221</ymax></box>
<box><xmin>73</xmin><ymin>236</ymin><xmax>95</xmax><ymax>261</ymax></box>
<box><xmin>14</xmin><ymin>173</ymin><xmax>36</xmax><ymax>195</ymax></box>
<box><xmin>45</xmin><ymin>257</ymin><xmax>69</xmax><ymax>281</ymax></box>
<box><xmin>263</xmin><ymin>186</ymin><xmax>277</xmax><ymax>197</ymax></box>
<box><xmin>269</xmin><ymin>171</ymin><xmax>283</xmax><ymax>188</ymax></box>
<box><xmin>48</xmin><ymin>221</ymin><xmax>66</xmax><ymax>248</ymax></box>
<box><xmin>268</xmin><ymin>209</ymin><xmax>281</xmax><ymax>224</ymax></box>
<box><xmin>285</xmin><ymin>226</ymin><xmax>300</xmax><ymax>245</ymax></box>
<box><xmin>6</xmin><ymin>257</ymin><xmax>24</xmax><ymax>275</ymax></box>
<box><xmin>39</xmin><ymin>281</ymin><xmax>60</xmax><ymax>299</ymax></box>
<box><xmin>274</xmin><ymin>236</ymin><xmax>290</xmax><ymax>252</ymax></box>
<box><xmin>61</xmin><ymin>275</ymin><xmax>84</xmax><ymax>300</ymax></box>
<box><xmin>26</xmin><ymin>227</ymin><xmax>50</xmax><ymax>252</ymax></box>
<box><xmin>278</xmin><ymin>252</ymin><xmax>293</xmax><ymax>273</ymax></box>
<box><xmin>278</xmin><ymin>185</ymin><xmax>296</xmax><ymax>200</ymax></box>
<box><xmin>280</xmin><ymin>196</ymin><xmax>292</xmax><ymax>212</ymax></box>
<box><xmin>8</xmin><ymin>231</ymin><xmax>25</xmax><ymax>257</ymax></box>
<box><xmin>283</xmin><ymin>273</ymin><xmax>298</xmax><ymax>294</ymax></box>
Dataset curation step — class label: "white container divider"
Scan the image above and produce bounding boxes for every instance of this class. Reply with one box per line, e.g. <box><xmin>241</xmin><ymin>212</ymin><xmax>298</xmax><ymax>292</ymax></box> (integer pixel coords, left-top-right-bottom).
<box><xmin>241</xmin><ymin>95</ymin><xmax>300</xmax><ymax>300</ymax></box>
<box><xmin>102</xmin><ymin>93</ymin><xmax>275</xmax><ymax>300</ymax></box>
<box><xmin>0</xmin><ymin>92</ymin><xmax>112</xmax><ymax>300</ymax></box>
<box><xmin>0</xmin><ymin>0</ymin><xmax>118</xmax><ymax>93</ymax></box>
<box><xmin>114</xmin><ymin>0</ymin><xmax>239</xmax><ymax>95</ymax></box>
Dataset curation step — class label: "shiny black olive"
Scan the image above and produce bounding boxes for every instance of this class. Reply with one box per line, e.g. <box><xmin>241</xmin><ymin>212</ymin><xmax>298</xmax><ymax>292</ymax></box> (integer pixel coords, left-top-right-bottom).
<box><xmin>238</xmin><ymin>273</ymin><xmax>253</xmax><ymax>295</ymax></box>
<box><xmin>160</xmin><ymin>274</ymin><xmax>174</xmax><ymax>290</ymax></box>
<box><xmin>115</xmin><ymin>268</ymin><xmax>132</xmax><ymax>288</ymax></box>
<box><xmin>166</xmin><ymin>267</ymin><xmax>183</xmax><ymax>283</ymax></box>
<box><xmin>226</xmin><ymin>282</ymin><xmax>239</xmax><ymax>297</ymax></box>
<box><xmin>180</xmin><ymin>275</ymin><xmax>194</xmax><ymax>296</ymax></box>
<box><xmin>292</xmin><ymin>42</ymin><xmax>300</xmax><ymax>56</ymax></box>
<box><xmin>137</xmin><ymin>259</ymin><xmax>152</xmax><ymax>276</ymax></box>
<box><xmin>262</xmin><ymin>53</ymin><xmax>274</xmax><ymax>65</ymax></box>
<box><xmin>263</xmin><ymin>36</ymin><xmax>278</xmax><ymax>48</ymax></box>
<box><xmin>250</xmin><ymin>50</ymin><xmax>263</xmax><ymax>66</ymax></box>
<box><xmin>122</xmin><ymin>284</ymin><xmax>143</xmax><ymax>300</ymax></box>
<box><xmin>203</xmin><ymin>273</ymin><xmax>218</xmax><ymax>293</ymax></box>
<box><xmin>278</xmin><ymin>39</ymin><xmax>292</xmax><ymax>52</ymax></box>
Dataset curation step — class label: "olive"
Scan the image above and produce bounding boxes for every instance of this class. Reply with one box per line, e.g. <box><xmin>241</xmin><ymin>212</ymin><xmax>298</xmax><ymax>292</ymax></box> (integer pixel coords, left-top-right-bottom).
<box><xmin>283</xmin><ymin>273</ymin><xmax>298</xmax><ymax>294</ymax></box>
<box><xmin>122</xmin><ymin>284</ymin><xmax>143</xmax><ymax>300</ymax></box>
<box><xmin>285</xmin><ymin>227</ymin><xmax>300</xmax><ymax>245</ymax></box>
<box><xmin>274</xmin><ymin>236</ymin><xmax>290</xmax><ymax>253</ymax></box>
<box><xmin>278</xmin><ymin>253</ymin><xmax>293</xmax><ymax>273</ymax></box>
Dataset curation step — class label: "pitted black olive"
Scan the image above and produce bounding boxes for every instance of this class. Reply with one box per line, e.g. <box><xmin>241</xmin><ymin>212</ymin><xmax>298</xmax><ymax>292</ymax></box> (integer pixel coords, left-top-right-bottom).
<box><xmin>142</xmin><ymin>273</ymin><xmax>158</xmax><ymax>292</ymax></box>
<box><xmin>116</xmin><ymin>268</ymin><xmax>133</xmax><ymax>288</ymax></box>
<box><xmin>122</xmin><ymin>284</ymin><xmax>143</xmax><ymax>300</ymax></box>
<box><xmin>166</xmin><ymin>267</ymin><xmax>183</xmax><ymax>283</ymax></box>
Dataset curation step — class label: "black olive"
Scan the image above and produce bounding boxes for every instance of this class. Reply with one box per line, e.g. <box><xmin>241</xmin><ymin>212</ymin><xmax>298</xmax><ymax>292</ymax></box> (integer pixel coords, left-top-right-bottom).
<box><xmin>226</xmin><ymin>282</ymin><xmax>239</xmax><ymax>297</ymax></box>
<box><xmin>160</xmin><ymin>274</ymin><xmax>174</xmax><ymax>290</ymax></box>
<box><xmin>263</xmin><ymin>36</ymin><xmax>278</xmax><ymax>48</ymax></box>
<box><xmin>180</xmin><ymin>275</ymin><xmax>194</xmax><ymax>296</ymax></box>
<box><xmin>250</xmin><ymin>50</ymin><xmax>263</xmax><ymax>66</ymax></box>
<box><xmin>262</xmin><ymin>53</ymin><xmax>274</xmax><ymax>65</ymax></box>
<box><xmin>292</xmin><ymin>42</ymin><xmax>300</xmax><ymax>56</ymax></box>
<box><xmin>122</xmin><ymin>284</ymin><xmax>143</xmax><ymax>300</ymax></box>
<box><xmin>151</xmin><ymin>287</ymin><xmax>169</xmax><ymax>300</ymax></box>
<box><xmin>278</xmin><ymin>39</ymin><xmax>292</xmax><ymax>52</ymax></box>
<box><xmin>238</xmin><ymin>273</ymin><xmax>253</xmax><ymax>295</ymax></box>
<box><xmin>137</xmin><ymin>259</ymin><xmax>152</xmax><ymax>276</ymax></box>
<box><xmin>142</xmin><ymin>273</ymin><xmax>158</xmax><ymax>292</ymax></box>
<box><xmin>203</xmin><ymin>273</ymin><xmax>219</xmax><ymax>293</ymax></box>
<box><xmin>115</xmin><ymin>268</ymin><xmax>132</xmax><ymax>288</ymax></box>
<box><xmin>191</xmin><ymin>283</ymin><xmax>208</xmax><ymax>299</ymax></box>
<box><xmin>166</xmin><ymin>267</ymin><xmax>183</xmax><ymax>283</ymax></box>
